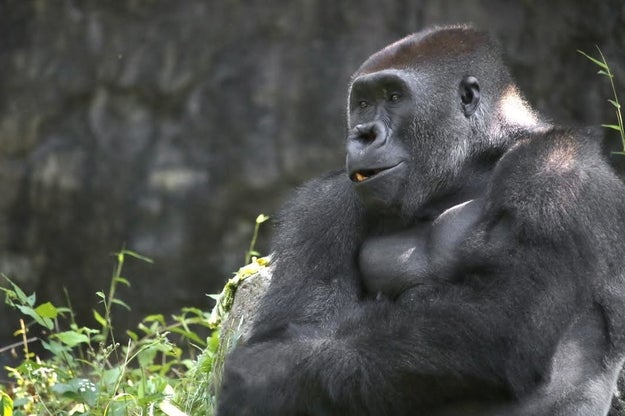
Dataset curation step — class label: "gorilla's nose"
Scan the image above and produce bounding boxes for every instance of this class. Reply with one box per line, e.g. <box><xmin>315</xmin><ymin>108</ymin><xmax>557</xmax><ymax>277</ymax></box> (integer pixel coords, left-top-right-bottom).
<box><xmin>349</xmin><ymin>122</ymin><xmax>387</xmax><ymax>146</ymax></box>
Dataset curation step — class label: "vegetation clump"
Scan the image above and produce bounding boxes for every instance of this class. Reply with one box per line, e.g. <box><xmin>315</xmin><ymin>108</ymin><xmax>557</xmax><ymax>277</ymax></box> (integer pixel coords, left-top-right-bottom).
<box><xmin>0</xmin><ymin>214</ymin><xmax>270</xmax><ymax>416</ymax></box>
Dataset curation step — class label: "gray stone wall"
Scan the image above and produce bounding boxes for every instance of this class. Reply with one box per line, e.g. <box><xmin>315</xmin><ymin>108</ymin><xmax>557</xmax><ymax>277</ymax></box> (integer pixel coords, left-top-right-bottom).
<box><xmin>0</xmin><ymin>0</ymin><xmax>623</xmax><ymax>342</ymax></box>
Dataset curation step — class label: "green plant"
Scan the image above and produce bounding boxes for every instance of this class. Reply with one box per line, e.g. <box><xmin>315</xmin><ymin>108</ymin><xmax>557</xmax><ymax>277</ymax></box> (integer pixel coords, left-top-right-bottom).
<box><xmin>0</xmin><ymin>250</ymin><xmax>211</xmax><ymax>415</ymax></box>
<box><xmin>0</xmin><ymin>215</ymin><xmax>270</xmax><ymax>416</ymax></box>
<box><xmin>579</xmin><ymin>47</ymin><xmax>625</xmax><ymax>155</ymax></box>
<box><xmin>175</xmin><ymin>222</ymin><xmax>270</xmax><ymax>415</ymax></box>
<box><xmin>244</xmin><ymin>214</ymin><xmax>270</xmax><ymax>265</ymax></box>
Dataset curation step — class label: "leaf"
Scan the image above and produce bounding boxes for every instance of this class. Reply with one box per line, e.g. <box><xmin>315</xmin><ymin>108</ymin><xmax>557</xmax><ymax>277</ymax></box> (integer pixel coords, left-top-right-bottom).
<box><xmin>53</xmin><ymin>379</ymin><xmax>98</xmax><ymax>408</ymax></box>
<box><xmin>16</xmin><ymin>305</ymin><xmax>53</xmax><ymax>329</ymax></box>
<box><xmin>602</xmin><ymin>124</ymin><xmax>622</xmax><ymax>131</ymax></box>
<box><xmin>101</xmin><ymin>367</ymin><xmax>123</xmax><ymax>389</ymax></box>
<box><xmin>121</xmin><ymin>250</ymin><xmax>154</xmax><ymax>264</ymax></box>
<box><xmin>144</xmin><ymin>314</ymin><xmax>165</xmax><ymax>324</ymax></box>
<box><xmin>169</xmin><ymin>327</ymin><xmax>206</xmax><ymax>346</ymax></box>
<box><xmin>180</xmin><ymin>306</ymin><xmax>204</xmax><ymax>316</ymax></box>
<box><xmin>93</xmin><ymin>309</ymin><xmax>107</xmax><ymax>328</ymax></box>
<box><xmin>10</xmin><ymin>280</ymin><xmax>30</xmax><ymax>305</ymax></box>
<box><xmin>68</xmin><ymin>403</ymin><xmax>88</xmax><ymax>415</ymax></box>
<box><xmin>256</xmin><ymin>256</ymin><xmax>270</xmax><ymax>266</ymax></box>
<box><xmin>608</xmin><ymin>99</ymin><xmax>621</xmax><ymax>109</ymax></box>
<box><xmin>597</xmin><ymin>69</ymin><xmax>613</xmax><ymax>78</ymax></box>
<box><xmin>95</xmin><ymin>291</ymin><xmax>106</xmax><ymax>300</ymax></box>
<box><xmin>138</xmin><ymin>345</ymin><xmax>159</xmax><ymax>368</ymax></box>
<box><xmin>41</xmin><ymin>340</ymin><xmax>71</xmax><ymax>356</ymax></box>
<box><xmin>1</xmin><ymin>390</ymin><xmax>13</xmax><ymax>416</ymax></box>
<box><xmin>111</xmin><ymin>298</ymin><xmax>131</xmax><ymax>311</ymax></box>
<box><xmin>114</xmin><ymin>276</ymin><xmax>131</xmax><ymax>287</ymax></box>
<box><xmin>577</xmin><ymin>49</ymin><xmax>608</xmax><ymax>70</ymax></box>
<box><xmin>35</xmin><ymin>302</ymin><xmax>58</xmax><ymax>319</ymax></box>
<box><xmin>159</xmin><ymin>400</ymin><xmax>189</xmax><ymax>416</ymax></box>
<box><xmin>55</xmin><ymin>331</ymin><xmax>90</xmax><ymax>347</ymax></box>
<box><xmin>55</xmin><ymin>306</ymin><xmax>72</xmax><ymax>315</ymax></box>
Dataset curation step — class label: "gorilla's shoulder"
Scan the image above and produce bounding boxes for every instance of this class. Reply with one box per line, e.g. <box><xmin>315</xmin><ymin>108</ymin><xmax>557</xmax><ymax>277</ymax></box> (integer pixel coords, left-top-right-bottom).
<box><xmin>487</xmin><ymin>126</ymin><xmax>625</xmax><ymax>235</ymax></box>
<box><xmin>272</xmin><ymin>170</ymin><xmax>364</xmax><ymax>253</ymax></box>
<box><xmin>280</xmin><ymin>170</ymin><xmax>359</xmax><ymax>219</ymax></box>
<box><xmin>491</xmin><ymin>126</ymin><xmax>620</xmax><ymax>195</ymax></box>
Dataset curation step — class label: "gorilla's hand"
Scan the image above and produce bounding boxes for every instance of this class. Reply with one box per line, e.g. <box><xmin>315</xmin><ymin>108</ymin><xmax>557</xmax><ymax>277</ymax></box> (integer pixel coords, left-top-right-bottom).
<box><xmin>218</xmin><ymin>342</ymin><xmax>296</xmax><ymax>416</ymax></box>
<box><xmin>217</xmin><ymin>340</ymin><xmax>333</xmax><ymax>416</ymax></box>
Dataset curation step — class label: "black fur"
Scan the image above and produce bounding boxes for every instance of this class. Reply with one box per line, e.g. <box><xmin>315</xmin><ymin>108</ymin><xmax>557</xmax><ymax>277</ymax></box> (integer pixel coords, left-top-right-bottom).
<box><xmin>218</xmin><ymin>25</ymin><xmax>625</xmax><ymax>416</ymax></box>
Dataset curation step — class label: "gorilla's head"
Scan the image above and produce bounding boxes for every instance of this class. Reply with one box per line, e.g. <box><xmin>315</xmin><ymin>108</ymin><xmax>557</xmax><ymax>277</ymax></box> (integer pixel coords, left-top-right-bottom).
<box><xmin>346</xmin><ymin>25</ymin><xmax>541</xmax><ymax>222</ymax></box>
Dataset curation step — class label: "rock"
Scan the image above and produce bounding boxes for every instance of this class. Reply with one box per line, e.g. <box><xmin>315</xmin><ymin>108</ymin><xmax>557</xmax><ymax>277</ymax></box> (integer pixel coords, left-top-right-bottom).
<box><xmin>210</xmin><ymin>264</ymin><xmax>272</xmax><ymax>394</ymax></box>
<box><xmin>220</xmin><ymin>266</ymin><xmax>272</xmax><ymax>346</ymax></box>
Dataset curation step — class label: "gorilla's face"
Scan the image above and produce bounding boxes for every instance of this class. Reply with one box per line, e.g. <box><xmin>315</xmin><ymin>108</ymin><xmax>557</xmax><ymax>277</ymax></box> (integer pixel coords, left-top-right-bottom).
<box><xmin>346</xmin><ymin>69</ymin><xmax>412</xmax><ymax>214</ymax></box>
<box><xmin>346</xmin><ymin>68</ymin><xmax>479</xmax><ymax>219</ymax></box>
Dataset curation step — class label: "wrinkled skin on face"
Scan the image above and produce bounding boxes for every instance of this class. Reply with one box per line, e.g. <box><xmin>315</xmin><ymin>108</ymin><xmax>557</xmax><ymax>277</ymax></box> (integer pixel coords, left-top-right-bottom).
<box><xmin>346</xmin><ymin>73</ymin><xmax>477</xmax><ymax>220</ymax></box>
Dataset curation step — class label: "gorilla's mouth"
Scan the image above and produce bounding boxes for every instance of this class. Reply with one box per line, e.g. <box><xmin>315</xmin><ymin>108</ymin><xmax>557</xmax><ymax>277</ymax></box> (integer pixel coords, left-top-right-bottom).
<box><xmin>352</xmin><ymin>168</ymin><xmax>387</xmax><ymax>183</ymax></box>
<box><xmin>350</xmin><ymin>163</ymin><xmax>404</xmax><ymax>183</ymax></box>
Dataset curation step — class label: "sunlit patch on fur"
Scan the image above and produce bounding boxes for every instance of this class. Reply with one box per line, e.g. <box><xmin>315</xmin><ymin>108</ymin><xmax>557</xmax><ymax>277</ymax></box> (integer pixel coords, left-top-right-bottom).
<box><xmin>545</xmin><ymin>143</ymin><xmax>576</xmax><ymax>172</ymax></box>
<box><xmin>499</xmin><ymin>85</ymin><xmax>539</xmax><ymax>127</ymax></box>
<box><xmin>399</xmin><ymin>247</ymin><xmax>416</xmax><ymax>264</ymax></box>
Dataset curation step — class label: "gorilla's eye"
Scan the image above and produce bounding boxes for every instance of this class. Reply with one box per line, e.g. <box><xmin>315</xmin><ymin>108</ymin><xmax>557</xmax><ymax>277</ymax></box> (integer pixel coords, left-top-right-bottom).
<box><xmin>359</xmin><ymin>100</ymin><xmax>369</xmax><ymax>109</ymax></box>
<box><xmin>389</xmin><ymin>93</ymin><xmax>400</xmax><ymax>102</ymax></box>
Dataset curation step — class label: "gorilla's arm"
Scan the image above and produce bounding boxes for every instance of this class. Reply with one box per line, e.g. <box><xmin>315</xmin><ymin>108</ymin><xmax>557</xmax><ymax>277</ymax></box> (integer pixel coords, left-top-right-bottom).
<box><xmin>246</xmin><ymin>170</ymin><xmax>366</xmax><ymax>343</ymax></box>
<box><xmin>218</xmin><ymin>171</ymin><xmax>368</xmax><ymax>416</ymax></box>
<box><xmin>220</xmin><ymin>235</ymin><xmax>572</xmax><ymax>415</ymax></box>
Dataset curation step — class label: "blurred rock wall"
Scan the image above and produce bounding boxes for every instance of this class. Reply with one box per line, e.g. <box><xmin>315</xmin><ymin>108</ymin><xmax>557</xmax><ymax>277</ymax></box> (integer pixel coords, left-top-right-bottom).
<box><xmin>0</xmin><ymin>0</ymin><xmax>623</xmax><ymax>342</ymax></box>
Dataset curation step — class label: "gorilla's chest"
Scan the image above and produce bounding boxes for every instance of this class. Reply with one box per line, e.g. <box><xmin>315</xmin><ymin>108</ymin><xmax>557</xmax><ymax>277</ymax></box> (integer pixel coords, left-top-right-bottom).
<box><xmin>358</xmin><ymin>227</ymin><xmax>431</xmax><ymax>298</ymax></box>
<box><xmin>358</xmin><ymin>199</ymin><xmax>483</xmax><ymax>298</ymax></box>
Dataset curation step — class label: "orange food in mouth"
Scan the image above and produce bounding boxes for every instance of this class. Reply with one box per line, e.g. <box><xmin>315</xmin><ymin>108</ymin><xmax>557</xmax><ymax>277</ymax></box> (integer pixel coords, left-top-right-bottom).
<box><xmin>354</xmin><ymin>172</ymin><xmax>368</xmax><ymax>182</ymax></box>
<box><xmin>351</xmin><ymin>168</ymin><xmax>388</xmax><ymax>183</ymax></box>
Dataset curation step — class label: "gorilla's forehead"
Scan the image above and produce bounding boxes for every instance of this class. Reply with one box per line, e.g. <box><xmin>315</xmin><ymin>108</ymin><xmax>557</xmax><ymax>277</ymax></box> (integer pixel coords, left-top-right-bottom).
<box><xmin>355</xmin><ymin>25</ymin><xmax>491</xmax><ymax>76</ymax></box>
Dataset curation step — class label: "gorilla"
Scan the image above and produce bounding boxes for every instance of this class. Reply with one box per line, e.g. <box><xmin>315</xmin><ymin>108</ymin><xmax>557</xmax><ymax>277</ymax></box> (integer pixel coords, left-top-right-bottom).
<box><xmin>217</xmin><ymin>25</ymin><xmax>625</xmax><ymax>416</ymax></box>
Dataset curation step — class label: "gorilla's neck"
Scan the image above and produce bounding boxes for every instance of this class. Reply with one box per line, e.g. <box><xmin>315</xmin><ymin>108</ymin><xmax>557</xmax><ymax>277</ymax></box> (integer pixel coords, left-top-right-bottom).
<box><xmin>367</xmin><ymin>145</ymin><xmax>507</xmax><ymax>234</ymax></box>
<box><xmin>421</xmin><ymin>145</ymin><xmax>506</xmax><ymax>217</ymax></box>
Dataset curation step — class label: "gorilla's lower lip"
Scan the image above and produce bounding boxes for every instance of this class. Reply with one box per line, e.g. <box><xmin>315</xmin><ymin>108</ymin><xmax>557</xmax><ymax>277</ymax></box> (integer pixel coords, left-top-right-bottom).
<box><xmin>350</xmin><ymin>162</ymin><xmax>404</xmax><ymax>183</ymax></box>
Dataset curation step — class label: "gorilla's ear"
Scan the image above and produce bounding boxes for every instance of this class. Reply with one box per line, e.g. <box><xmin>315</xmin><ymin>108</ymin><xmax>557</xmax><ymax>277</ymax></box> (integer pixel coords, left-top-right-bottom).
<box><xmin>459</xmin><ymin>76</ymin><xmax>480</xmax><ymax>117</ymax></box>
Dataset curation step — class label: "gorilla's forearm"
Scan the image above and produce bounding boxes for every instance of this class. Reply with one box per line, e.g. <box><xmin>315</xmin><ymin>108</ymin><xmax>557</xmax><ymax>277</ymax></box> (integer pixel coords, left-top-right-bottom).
<box><xmin>245</xmin><ymin>171</ymin><xmax>366</xmax><ymax>342</ymax></box>
<box><xmin>221</xmin><ymin>262</ymin><xmax>580</xmax><ymax>416</ymax></box>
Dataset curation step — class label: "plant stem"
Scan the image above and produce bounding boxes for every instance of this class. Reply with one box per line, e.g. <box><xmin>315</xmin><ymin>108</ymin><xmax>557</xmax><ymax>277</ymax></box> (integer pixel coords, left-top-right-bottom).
<box><xmin>245</xmin><ymin>215</ymin><xmax>268</xmax><ymax>264</ymax></box>
<box><xmin>101</xmin><ymin>251</ymin><xmax>124</xmax><ymax>348</ymax></box>
<box><xmin>596</xmin><ymin>48</ymin><xmax>625</xmax><ymax>153</ymax></box>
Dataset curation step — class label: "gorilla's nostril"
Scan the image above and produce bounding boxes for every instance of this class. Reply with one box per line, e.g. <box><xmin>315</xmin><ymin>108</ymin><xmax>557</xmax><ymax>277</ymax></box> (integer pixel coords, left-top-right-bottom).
<box><xmin>355</xmin><ymin>124</ymin><xmax>379</xmax><ymax>142</ymax></box>
<box><xmin>360</xmin><ymin>129</ymin><xmax>377</xmax><ymax>142</ymax></box>
<box><xmin>361</xmin><ymin>130</ymin><xmax>377</xmax><ymax>142</ymax></box>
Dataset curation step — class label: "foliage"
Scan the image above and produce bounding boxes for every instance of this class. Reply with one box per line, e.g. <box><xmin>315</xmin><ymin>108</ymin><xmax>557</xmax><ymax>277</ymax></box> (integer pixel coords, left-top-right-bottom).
<box><xmin>0</xmin><ymin>214</ymin><xmax>269</xmax><ymax>416</ymax></box>
<box><xmin>579</xmin><ymin>47</ymin><xmax>625</xmax><ymax>155</ymax></box>
<box><xmin>207</xmin><ymin>255</ymin><xmax>270</xmax><ymax>331</ymax></box>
